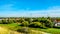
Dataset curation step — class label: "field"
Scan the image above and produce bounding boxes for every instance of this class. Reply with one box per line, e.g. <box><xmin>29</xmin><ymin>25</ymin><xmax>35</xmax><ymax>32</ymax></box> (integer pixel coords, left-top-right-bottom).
<box><xmin>0</xmin><ymin>23</ymin><xmax>48</xmax><ymax>34</ymax></box>
<box><xmin>0</xmin><ymin>23</ymin><xmax>60</xmax><ymax>34</ymax></box>
<box><xmin>32</xmin><ymin>28</ymin><xmax>60</xmax><ymax>34</ymax></box>
<box><xmin>0</xmin><ymin>23</ymin><xmax>23</xmax><ymax>34</ymax></box>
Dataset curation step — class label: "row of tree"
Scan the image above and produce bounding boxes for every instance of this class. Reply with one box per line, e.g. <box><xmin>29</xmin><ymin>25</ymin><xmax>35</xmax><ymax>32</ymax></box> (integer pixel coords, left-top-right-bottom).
<box><xmin>20</xmin><ymin>17</ymin><xmax>53</xmax><ymax>28</ymax></box>
<box><xmin>0</xmin><ymin>17</ymin><xmax>54</xmax><ymax>28</ymax></box>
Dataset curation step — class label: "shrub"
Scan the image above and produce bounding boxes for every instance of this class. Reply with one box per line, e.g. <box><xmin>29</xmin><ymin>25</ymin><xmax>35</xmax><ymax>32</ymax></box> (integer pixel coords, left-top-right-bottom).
<box><xmin>29</xmin><ymin>22</ymin><xmax>42</xmax><ymax>28</ymax></box>
<box><xmin>17</xmin><ymin>27</ymin><xmax>30</xmax><ymax>34</ymax></box>
<box><xmin>40</xmin><ymin>19</ymin><xmax>53</xmax><ymax>28</ymax></box>
<box><xmin>21</xmin><ymin>21</ymin><xmax>29</xmax><ymax>26</ymax></box>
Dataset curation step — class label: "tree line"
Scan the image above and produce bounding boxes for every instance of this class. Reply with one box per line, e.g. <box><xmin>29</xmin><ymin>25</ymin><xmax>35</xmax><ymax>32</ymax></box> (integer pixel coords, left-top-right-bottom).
<box><xmin>0</xmin><ymin>17</ymin><xmax>55</xmax><ymax>28</ymax></box>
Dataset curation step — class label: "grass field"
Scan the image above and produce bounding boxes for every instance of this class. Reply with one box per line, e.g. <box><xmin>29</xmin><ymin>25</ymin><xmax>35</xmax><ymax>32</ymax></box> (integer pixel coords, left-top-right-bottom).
<box><xmin>0</xmin><ymin>23</ymin><xmax>60</xmax><ymax>34</ymax></box>
<box><xmin>0</xmin><ymin>23</ymin><xmax>49</xmax><ymax>34</ymax></box>
<box><xmin>40</xmin><ymin>28</ymin><xmax>60</xmax><ymax>34</ymax></box>
<box><xmin>0</xmin><ymin>23</ymin><xmax>20</xmax><ymax>30</ymax></box>
<box><xmin>0</xmin><ymin>23</ymin><xmax>24</xmax><ymax>34</ymax></box>
<box><xmin>29</xmin><ymin>27</ymin><xmax>60</xmax><ymax>34</ymax></box>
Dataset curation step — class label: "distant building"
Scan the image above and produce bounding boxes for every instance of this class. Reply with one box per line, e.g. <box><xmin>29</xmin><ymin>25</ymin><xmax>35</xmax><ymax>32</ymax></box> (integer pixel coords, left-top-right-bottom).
<box><xmin>54</xmin><ymin>19</ymin><xmax>60</xmax><ymax>27</ymax></box>
<box><xmin>0</xmin><ymin>18</ymin><xmax>3</xmax><ymax>20</ymax></box>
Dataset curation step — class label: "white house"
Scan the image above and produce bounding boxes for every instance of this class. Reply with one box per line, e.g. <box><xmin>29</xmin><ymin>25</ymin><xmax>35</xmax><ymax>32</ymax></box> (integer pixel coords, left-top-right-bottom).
<box><xmin>54</xmin><ymin>19</ymin><xmax>60</xmax><ymax>27</ymax></box>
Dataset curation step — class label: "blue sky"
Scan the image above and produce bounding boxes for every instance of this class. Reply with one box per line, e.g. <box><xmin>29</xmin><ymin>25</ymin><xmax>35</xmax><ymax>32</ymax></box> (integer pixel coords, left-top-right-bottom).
<box><xmin>0</xmin><ymin>0</ymin><xmax>60</xmax><ymax>17</ymax></box>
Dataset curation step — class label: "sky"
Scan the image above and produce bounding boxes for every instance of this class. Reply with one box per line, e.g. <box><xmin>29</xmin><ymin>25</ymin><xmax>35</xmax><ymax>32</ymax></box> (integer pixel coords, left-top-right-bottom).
<box><xmin>0</xmin><ymin>0</ymin><xmax>60</xmax><ymax>17</ymax></box>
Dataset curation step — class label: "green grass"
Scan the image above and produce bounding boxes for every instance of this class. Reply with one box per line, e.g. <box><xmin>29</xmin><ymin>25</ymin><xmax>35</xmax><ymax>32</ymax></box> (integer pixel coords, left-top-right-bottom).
<box><xmin>0</xmin><ymin>23</ymin><xmax>23</xmax><ymax>34</ymax></box>
<box><xmin>0</xmin><ymin>23</ymin><xmax>60</xmax><ymax>34</ymax></box>
<box><xmin>30</xmin><ymin>28</ymin><xmax>60</xmax><ymax>34</ymax></box>
<box><xmin>0</xmin><ymin>23</ymin><xmax>46</xmax><ymax>34</ymax></box>
<box><xmin>0</xmin><ymin>23</ymin><xmax>21</xmax><ymax>30</ymax></box>
<box><xmin>40</xmin><ymin>28</ymin><xmax>60</xmax><ymax>34</ymax></box>
<box><xmin>0</xmin><ymin>23</ymin><xmax>19</xmax><ymax>26</ymax></box>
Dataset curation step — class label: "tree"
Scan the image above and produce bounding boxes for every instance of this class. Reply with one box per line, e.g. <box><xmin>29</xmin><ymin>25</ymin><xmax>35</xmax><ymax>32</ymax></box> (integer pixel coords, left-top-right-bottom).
<box><xmin>0</xmin><ymin>20</ymin><xmax>2</xmax><ymax>24</ymax></box>
<box><xmin>40</xmin><ymin>18</ymin><xmax>53</xmax><ymax>28</ymax></box>
<box><xmin>29</xmin><ymin>22</ymin><xmax>42</xmax><ymax>28</ymax></box>
<box><xmin>29</xmin><ymin>18</ymin><xmax>33</xmax><ymax>23</ymax></box>
<box><xmin>21</xmin><ymin>21</ymin><xmax>29</xmax><ymax>27</ymax></box>
<box><xmin>7</xmin><ymin>18</ymin><xmax>14</xmax><ymax>24</ymax></box>
<box><xmin>20</xmin><ymin>18</ymin><xmax>25</xmax><ymax>23</ymax></box>
<box><xmin>2</xmin><ymin>19</ymin><xmax>8</xmax><ymax>24</ymax></box>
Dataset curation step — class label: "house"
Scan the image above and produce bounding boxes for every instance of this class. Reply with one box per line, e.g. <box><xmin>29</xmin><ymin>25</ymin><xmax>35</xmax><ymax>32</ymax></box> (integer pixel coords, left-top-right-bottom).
<box><xmin>54</xmin><ymin>19</ymin><xmax>60</xmax><ymax>27</ymax></box>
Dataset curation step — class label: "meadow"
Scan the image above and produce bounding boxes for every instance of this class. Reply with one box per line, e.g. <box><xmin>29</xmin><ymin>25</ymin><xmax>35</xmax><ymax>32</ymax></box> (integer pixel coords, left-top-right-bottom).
<box><xmin>0</xmin><ymin>23</ymin><xmax>60</xmax><ymax>34</ymax></box>
<box><xmin>0</xmin><ymin>17</ymin><xmax>60</xmax><ymax>34</ymax></box>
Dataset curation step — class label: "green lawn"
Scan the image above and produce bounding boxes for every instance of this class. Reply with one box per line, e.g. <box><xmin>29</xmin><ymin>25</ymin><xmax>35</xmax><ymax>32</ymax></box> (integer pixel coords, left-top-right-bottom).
<box><xmin>0</xmin><ymin>23</ymin><xmax>21</xmax><ymax>30</ymax></box>
<box><xmin>40</xmin><ymin>28</ymin><xmax>60</xmax><ymax>34</ymax></box>
<box><xmin>0</xmin><ymin>23</ymin><xmax>60</xmax><ymax>34</ymax></box>
<box><xmin>30</xmin><ymin>28</ymin><xmax>60</xmax><ymax>34</ymax></box>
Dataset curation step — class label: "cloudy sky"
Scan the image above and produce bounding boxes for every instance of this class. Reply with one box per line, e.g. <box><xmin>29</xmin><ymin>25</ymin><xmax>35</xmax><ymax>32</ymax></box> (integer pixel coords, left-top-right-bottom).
<box><xmin>0</xmin><ymin>0</ymin><xmax>60</xmax><ymax>17</ymax></box>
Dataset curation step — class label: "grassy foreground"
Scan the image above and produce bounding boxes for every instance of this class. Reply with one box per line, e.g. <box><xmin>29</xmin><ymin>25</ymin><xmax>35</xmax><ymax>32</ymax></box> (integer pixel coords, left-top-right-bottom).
<box><xmin>0</xmin><ymin>23</ymin><xmax>60</xmax><ymax>34</ymax></box>
<box><xmin>0</xmin><ymin>23</ymin><xmax>49</xmax><ymax>34</ymax></box>
<box><xmin>0</xmin><ymin>27</ymin><xmax>23</xmax><ymax>34</ymax></box>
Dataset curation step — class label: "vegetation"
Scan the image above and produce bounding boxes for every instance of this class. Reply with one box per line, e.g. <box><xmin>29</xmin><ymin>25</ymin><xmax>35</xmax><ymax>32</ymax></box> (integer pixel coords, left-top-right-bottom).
<box><xmin>0</xmin><ymin>17</ymin><xmax>60</xmax><ymax>34</ymax></box>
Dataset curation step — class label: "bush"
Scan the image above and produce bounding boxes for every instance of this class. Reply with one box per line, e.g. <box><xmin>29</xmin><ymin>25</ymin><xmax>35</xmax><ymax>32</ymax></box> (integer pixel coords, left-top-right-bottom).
<box><xmin>21</xmin><ymin>21</ymin><xmax>29</xmax><ymax>26</ymax></box>
<box><xmin>40</xmin><ymin>19</ymin><xmax>53</xmax><ymax>28</ymax></box>
<box><xmin>29</xmin><ymin>22</ymin><xmax>42</xmax><ymax>28</ymax></box>
<box><xmin>17</xmin><ymin>27</ymin><xmax>30</xmax><ymax>34</ymax></box>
